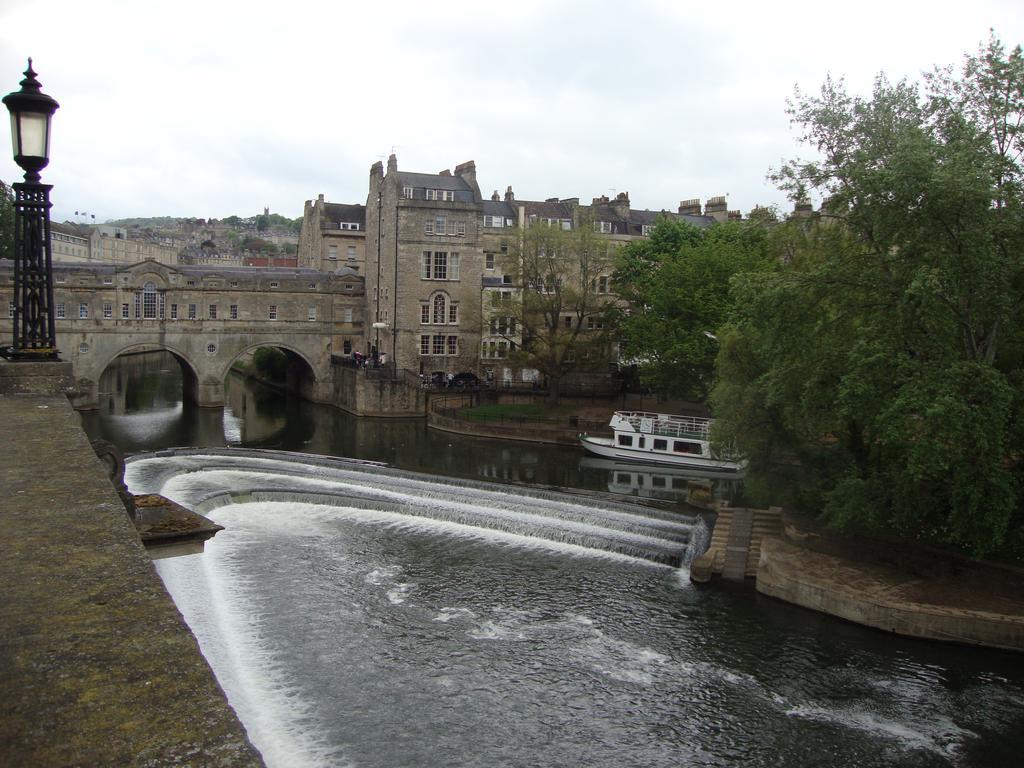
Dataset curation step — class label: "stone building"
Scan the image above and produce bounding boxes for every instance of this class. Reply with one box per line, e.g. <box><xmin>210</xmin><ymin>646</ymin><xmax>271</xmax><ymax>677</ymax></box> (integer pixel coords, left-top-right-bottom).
<box><xmin>297</xmin><ymin>195</ymin><xmax>367</xmax><ymax>273</ymax></box>
<box><xmin>359</xmin><ymin>154</ymin><xmax>740</xmax><ymax>383</ymax></box>
<box><xmin>364</xmin><ymin>155</ymin><xmax>487</xmax><ymax>376</ymax></box>
<box><xmin>49</xmin><ymin>222</ymin><xmax>93</xmax><ymax>262</ymax></box>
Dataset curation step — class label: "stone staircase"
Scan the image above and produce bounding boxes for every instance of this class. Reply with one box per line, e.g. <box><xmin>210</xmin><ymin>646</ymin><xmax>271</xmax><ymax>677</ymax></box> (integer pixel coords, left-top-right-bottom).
<box><xmin>689</xmin><ymin>503</ymin><xmax>783</xmax><ymax>583</ymax></box>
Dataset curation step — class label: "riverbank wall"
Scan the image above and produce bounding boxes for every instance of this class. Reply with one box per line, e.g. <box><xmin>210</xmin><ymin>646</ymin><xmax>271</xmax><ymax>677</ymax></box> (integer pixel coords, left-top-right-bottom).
<box><xmin>0</xmin><ymin>360</ymin><xmax>263</xmax><ymax>766</ymax></box>
<box><xmin>754</xmin><ymin>514</ymin><xmax>1024</xmax><ymax>652</ymax></box>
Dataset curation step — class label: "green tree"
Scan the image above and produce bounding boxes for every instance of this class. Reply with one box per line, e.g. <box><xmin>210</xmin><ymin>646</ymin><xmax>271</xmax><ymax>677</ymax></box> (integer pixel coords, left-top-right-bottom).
<box><xmin>1</xmin><ymin>180</ymin><xmax>16</xmax><ymax>262</ymax></box>
<box><xmin>503</xmin><ymin>217</ymin><xmax>617</xmax><ymax>404</ymax></box>
<box><xmin>611</xmin><ymin>217</ymin><xmax>774</xmax><ymax>400</ymax></box>
<box><xmin>713</xmin><ymin>34</ymin><xmax>1024</xmax><ymax>557</ymax></box>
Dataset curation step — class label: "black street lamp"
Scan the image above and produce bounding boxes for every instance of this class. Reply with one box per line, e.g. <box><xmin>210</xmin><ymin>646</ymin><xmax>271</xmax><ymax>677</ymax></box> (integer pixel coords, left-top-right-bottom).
<box><xmin>2</xmin><ymin>58</ymin><xmax>60</xmax><ymax>359</ymax></box>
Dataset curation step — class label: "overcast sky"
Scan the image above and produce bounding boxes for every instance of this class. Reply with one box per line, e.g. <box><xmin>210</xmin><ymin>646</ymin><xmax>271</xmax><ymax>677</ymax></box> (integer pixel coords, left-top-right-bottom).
<box><xmin>1</xmin><ymin>0</ymin><xmax>1021</xmax><ymax>224</ymax></box>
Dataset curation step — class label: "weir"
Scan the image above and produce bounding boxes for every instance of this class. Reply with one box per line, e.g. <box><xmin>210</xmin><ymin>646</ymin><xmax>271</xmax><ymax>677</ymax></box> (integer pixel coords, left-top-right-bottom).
<box><xmin>127</xmin><ymin>448</ymin><xmax>703</xmax><ymax>567</ymax></box>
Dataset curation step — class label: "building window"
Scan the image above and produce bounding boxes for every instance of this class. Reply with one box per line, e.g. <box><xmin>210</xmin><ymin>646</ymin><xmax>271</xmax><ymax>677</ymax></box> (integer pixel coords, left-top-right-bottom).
<box><xmin>347</xmin><ymin>246</ymin><xmax>356</xmax><ymax>261</ymax></box>
<box><xmin>103</xmin><ymin>302</ymin><xmax>112</xmax><ymax>319</ymax></box>
<box><xmin>230</xmin><ymin>281</ymin><xmax>239</xmax><ymax>288</ymax></box>
<box><xmin>121</xmin><ymin>303</ymin><xmax>129</xmax><ymax>319</ymax></box>
<box><xmin>485</xmin><ymin>252</ymin><xmax>495</xmax><ymax>270</ymax></box>
<box><xmin>593</xmin><ymin>275</ymin><xmax>610</xmax><ymax>294</ymax></box>
<box><xmin>79</xmin><ymin>303</ymin><xmax>89</xmax><ymax>319</ymax></box>
<box><xmin>483</xmin><ymin>215</ymin><xmax>506</xmax><ymax>228</ymax></box>
<box><xmin>432</xmin><ymin>252</ymin><xmax>448</xmax><ymax>280</ymax></box>
<box><xmin>141</xmin><ymin>282</ymin><xmax>157</xmax><ymax>319</ymax></box>
<box><xmin>53</xmin><ymin>302</ymin><xmax>64</xmax><ymax>319</ymax></box>
<box><xmin>209</xmin><ymin>304</ymin><xmax>218</xmax><ymax>320</ymax></box>
<box><xmin>420</xmin><ymin>304</ymin><xmax>429</xmax><ymax>324</ymax></box>
<box><xmin>308</xmin><ymin>306</ymin><xmax>317</xmax><ymax>321</ymax></box>
<box><xmin>595</xmin><ymin>220</ymin><xmax>612</xmax><ymax>234</ymax></box>
<box><xmin>230</xmin><ymin>304</ymin><xmax>238</xmax><ymax>320</ymax></box>
<box><xmin>564</xmin><ymin>316</ymin><xmax>572</xmax><ymax>328</ymax></box>
<box><xmin>309</xmin><ymin>282</ymin><xmax>317</xmax><ymax>289</ymax></box>
<box><xmin>270</xmin><ymin>281</ymin><xmax>279</xmax><ymax>288</ymax></box>
<box><xmin>170</xmin><ymin>303</ymin><xmax>178</xmax><ymax>320</ymax></box>
<box><xmin>448</xmin><ymin>304</ymin><xmax>458</xmax><ymax>324</ymax></box>
<box><xmin>447</xmin><ymin>335</ymin><xmax>458</xmax><ymax>355</ymax></box>
<box><xmin>79</xmin><ymin>343</ymin><xmax>89</xmax><ymax>354</ymax></box>
<box><xmin>403</xmin><ymin>186</ymin><xmax>414</xmax><ymax>199</ymax></box>
<box><xmin>432</xmin><ymin>294</ymin><xmax>446</xmax><ymax>324</ymax></box>
<box><xmin>186</xmin><ymin>280</ymin><xmax>196</xmax><ymax>287</ymax></box>
<box><xmin>344</xmin><ymin>308</ymin><xmax>353</xmax><ymax>323</ymax></box>
<box><xmin>420</xmin><ymin>335</ymin><xmax>430</xmax><ymax>355</ymax></box>
<box><xmin>188</xmin><ymin>303</ymin><xmax>197</xmax><ymax>320</ymax></box>
<box><xmin>269</xmin><ymin>304</ymin><xmax>278</xmax><ymax>320</ymax></box>
<box><xmin>207</xmin><ymin>343</ymin><xmax>217</xmax><ymax>355</ymax></box>
<box><xmin>432</xmin><ymin>334</ymin><xmax>445</xmax><ymax>355</ymax></box>
<box><xmin>587</xmin><ymin>316</ymin><xmax>605</xmax><ymax>330</ymax></box>
<box><xmin>343</xmin><ymin>340</ymin><xmax>352</xmax><ymax>354</ymax></box>
<box><xmin>426</xmin><ymin>189</ymin><xmax>439</xmax><ymax>201</ymax></box>
<box><xmin>103</xmin><ymin>277</ymin><xmax>113</xmax><ymax>285</ymax></box>
<box><xmin>328</xmin><ymin>245</ymin><xmax>338</xmax><ymax>261</ymax></box>
<box><xmin>642</xmin><ymin>224</ymin><xmax>654</xmax><ymax>236</ymax></box>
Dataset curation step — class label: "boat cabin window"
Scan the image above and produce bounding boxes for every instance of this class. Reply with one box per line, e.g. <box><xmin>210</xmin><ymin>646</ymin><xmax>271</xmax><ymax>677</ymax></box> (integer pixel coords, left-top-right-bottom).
<box><xmin>673</xmin><ymin>440</ymin><xmax>702</xmax><ymax>455</ymax></box>
<box><xmin>652</xmin><ymin>476</ymin><xmax>666</xmax><ymax>488</ymax></box>
<box><xmin>653</xmin><ymin>438</ymin><xmax>668</xmax><ymax>451</ymax></box>
<box><xmin>638</xmin><ymin>437</ymin><xmax>645</xmax><ymax>448</ymax></box>
<box><xmin>616</xmin><ymin>473</ymin><xmax>632</xmax><ymax>484</ymax></box>
<box><xmin>672</xmin><ymin>478</ymin><xmax>687</xmax><ymax>489</ymax></box>
<box><xmin>617</xmin><ymin>435</ymin><xmax>633</xmax><ymax>447</ymax></box>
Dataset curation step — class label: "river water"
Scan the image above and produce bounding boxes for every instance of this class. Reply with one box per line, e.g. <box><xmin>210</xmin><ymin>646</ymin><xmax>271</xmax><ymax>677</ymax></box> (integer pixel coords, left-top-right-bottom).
<box><xmin>87</xmin><ymin>352</ymin><xmax>1024</xmax><ymax>768</ymax></box>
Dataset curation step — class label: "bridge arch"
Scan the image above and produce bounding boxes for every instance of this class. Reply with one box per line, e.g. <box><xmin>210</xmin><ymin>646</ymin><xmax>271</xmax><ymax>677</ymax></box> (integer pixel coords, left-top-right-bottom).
<box><xmin>221</xmin><ymin>341</ymin><xmax>326</xmax><ymax>405</ymax></box>
<box><xmin>94</xmin><ymin>343</ymin><xmax>203</xmax><ymax>410</ymax></box>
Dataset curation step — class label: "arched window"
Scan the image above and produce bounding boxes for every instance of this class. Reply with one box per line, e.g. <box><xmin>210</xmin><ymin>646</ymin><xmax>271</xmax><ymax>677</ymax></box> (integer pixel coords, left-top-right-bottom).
<box><xmin>432</xmin><ymin>293</ymin><xmax>446</xmax><ymax>324</ymax></box>
<box><xmin>142</xmin><ymin>282</ymin><xmax>157</xmax><ymax>319</ymax></box>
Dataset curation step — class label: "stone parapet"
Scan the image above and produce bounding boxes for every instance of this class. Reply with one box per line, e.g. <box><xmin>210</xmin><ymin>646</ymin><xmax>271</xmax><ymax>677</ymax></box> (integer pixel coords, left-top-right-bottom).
<box><xmin>0</xmin><ymin>358</ymin><xmax>75</xmax><ymax>396</ymax></box>
<box><xmin>0</xmin><ymin>394</ymin><xmax>263</xmax><ymax>765</ymax></box>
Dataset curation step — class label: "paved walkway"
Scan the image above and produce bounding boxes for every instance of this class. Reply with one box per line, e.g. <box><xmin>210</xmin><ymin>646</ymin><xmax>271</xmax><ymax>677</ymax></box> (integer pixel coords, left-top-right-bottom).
<box><xmin>0</xmin><ymin>394</ymin><xmax>262</xmax><ymax>766</ymax></box>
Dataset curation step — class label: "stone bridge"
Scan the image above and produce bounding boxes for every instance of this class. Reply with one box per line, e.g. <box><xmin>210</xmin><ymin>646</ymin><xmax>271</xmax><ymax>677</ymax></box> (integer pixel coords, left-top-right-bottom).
<box><xmin>0</xmin><ymin>259</ymin><xmax>365</xmax><ymax>409</ymax></box>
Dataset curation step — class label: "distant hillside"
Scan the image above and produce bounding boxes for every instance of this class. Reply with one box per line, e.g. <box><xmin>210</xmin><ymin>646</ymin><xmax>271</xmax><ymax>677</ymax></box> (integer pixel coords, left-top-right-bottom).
<box><xmin>107</xmin><ymin>213</ymin><xmax>302</xmax><ymax>232</ymax></box>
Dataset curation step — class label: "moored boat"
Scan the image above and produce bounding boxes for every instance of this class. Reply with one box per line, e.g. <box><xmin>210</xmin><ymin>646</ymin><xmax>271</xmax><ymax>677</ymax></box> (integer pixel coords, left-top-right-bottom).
<box><xmin>579</xmin><ymin>411</ymin><xmax>745</xmax><ymax>473</ymax></box>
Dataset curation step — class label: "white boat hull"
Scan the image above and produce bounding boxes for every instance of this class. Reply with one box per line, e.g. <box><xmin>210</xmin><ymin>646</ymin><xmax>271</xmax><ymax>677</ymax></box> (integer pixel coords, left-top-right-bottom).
<box><xmin>579</xmin><ymin>434</ymin><xmax>745</xmax><ymax>474</ymax></box>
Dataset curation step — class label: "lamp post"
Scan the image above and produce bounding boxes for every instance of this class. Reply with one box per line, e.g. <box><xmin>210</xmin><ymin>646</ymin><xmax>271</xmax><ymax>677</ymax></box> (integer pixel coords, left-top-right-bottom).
<box><xmin>2</xmin><ymin>58</ymin><xmax>60</xmax><ymax>360</ymax></box>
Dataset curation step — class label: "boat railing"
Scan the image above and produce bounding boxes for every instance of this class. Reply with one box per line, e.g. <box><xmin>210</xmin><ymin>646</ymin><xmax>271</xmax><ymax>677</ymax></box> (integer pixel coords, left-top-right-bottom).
<box><xmin>615</xmin><ymin>411</ymin><xmax>711</xmax><ymax>440</ymax></box>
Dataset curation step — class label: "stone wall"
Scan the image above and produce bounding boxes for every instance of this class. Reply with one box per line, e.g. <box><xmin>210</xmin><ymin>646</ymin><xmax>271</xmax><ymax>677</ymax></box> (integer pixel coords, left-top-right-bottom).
<box><xmin>0</xmin><ymin>391</ymin><xmax>263</xmax><ymax>765</ymax></box>
<box><xmin>331</xmin><ymin>362</ymin><xmax>427</xmax><ymax>417</ymax></box>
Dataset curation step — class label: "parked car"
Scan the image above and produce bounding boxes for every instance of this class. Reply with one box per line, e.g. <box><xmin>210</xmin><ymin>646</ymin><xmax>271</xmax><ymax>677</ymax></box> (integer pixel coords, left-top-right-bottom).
<box><xmin>449</xmin><ymin>372</ymin><xmax>480</xmax><ymax>389</ymax></box>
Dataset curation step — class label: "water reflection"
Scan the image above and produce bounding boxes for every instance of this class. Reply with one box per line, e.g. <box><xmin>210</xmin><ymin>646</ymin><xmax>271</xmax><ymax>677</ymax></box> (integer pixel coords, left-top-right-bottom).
<box><xmin>81</xmin><ymin>351</ymin><xmax>732</xmax><ymax>504</ymax></box>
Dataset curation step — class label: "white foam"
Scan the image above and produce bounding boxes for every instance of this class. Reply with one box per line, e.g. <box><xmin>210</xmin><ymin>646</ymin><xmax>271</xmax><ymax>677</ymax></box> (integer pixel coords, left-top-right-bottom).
<box><xmin>157</xmin><ymin>540</ymin><xmax>351</xmax><ymax>768</ymax></box>
<box><xmin>433</xmin><ymin>607</ymin><xmax>477</xmax><ymax>623</ymax></box>
<box><xmin>785</xmin><ymin>704</ymin><xmax>975</xmax><ymax>758</ymax></box>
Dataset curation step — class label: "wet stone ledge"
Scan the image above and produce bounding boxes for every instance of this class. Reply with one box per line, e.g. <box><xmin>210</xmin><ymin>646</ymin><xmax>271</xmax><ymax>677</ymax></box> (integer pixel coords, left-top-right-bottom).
<box><xmin>0</xmin><ymin>393</ymin><xmax>264</xmax><ymax>766</ymax></box>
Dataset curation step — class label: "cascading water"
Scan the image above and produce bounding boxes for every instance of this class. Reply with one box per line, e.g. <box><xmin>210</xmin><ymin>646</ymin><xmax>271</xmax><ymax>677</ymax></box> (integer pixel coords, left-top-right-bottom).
<box><xmin>129</xmin><ymin>449</ymin><xmax>702</xmax><ymax>566</ymax></box>
<box><xmin>128</xmin><ymin>449</ymin><xmax>1024</xmax><ymax>768</ymax></box>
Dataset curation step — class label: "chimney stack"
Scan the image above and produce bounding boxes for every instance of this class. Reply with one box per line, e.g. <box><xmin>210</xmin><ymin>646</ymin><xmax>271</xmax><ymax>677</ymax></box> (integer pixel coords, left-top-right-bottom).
<box><xmin>387</xmin><ymin>153</ymin><xmax>398</xmax><ymax>173</ymax></box>
<box><xmin>491</xmin><ymin>190</ymin><xmax>500</xmax><ymax>201</ymax></box>
<box><xmin>612</xmin><ymin>191</ymin><xmax>630</xmax><ymax>218</ymax></box>
<box><xmin>793</xmin><ymin>199</ymin><xmax>814</xmax><ymax>218</ymax></box>
<box><xmin>454</xmin><ymin>160</ymin><xmax>481</xmax><ymax>200</ymax></box>
<box><xmin>705</xmin><ymin>196</ymin><xmax>728</xmax><ymax>222</ymax></box>
<box><xmin>678</xmin><ymin>198</ymin><xmax>702</xmax><ymax>216</ymax></box>
<box><xmin>505</xmin><ymin>185</ymin><xmax>515</xmax><ymax>202</ymax></box>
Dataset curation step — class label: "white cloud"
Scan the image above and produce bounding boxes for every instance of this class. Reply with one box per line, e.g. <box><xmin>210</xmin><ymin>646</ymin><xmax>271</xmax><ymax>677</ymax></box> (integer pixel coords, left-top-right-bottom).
<box><xmin>1</xmin><ymin>0</ymin><xmax>1021</xmax><ymax>222</ymax></box>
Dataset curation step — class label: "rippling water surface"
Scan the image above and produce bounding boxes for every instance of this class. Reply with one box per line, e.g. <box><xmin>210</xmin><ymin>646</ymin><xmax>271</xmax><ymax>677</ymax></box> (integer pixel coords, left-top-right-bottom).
<box><xmin>129</xmin><ymin>453</ymin><xmax>1024</xmax><ymax>768</ymax></box>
